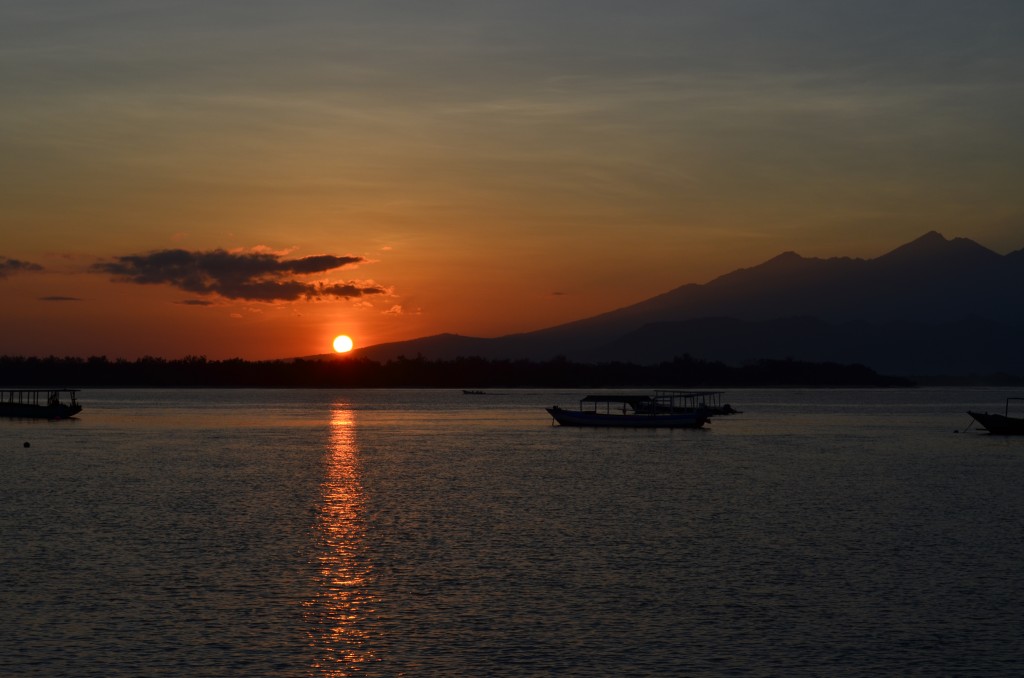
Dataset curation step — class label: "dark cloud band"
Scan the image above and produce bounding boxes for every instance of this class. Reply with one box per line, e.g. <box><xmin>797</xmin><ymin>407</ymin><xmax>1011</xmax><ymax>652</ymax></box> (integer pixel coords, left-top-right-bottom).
<box><xmin>0</xmin><ymin>257</ymin><xmax>44</xmax><ymax>278</ymax></box>
<box><xmin>92</xmin><ymin>248</ymin><xmax>385</xmax><ymax>301</ymax></box>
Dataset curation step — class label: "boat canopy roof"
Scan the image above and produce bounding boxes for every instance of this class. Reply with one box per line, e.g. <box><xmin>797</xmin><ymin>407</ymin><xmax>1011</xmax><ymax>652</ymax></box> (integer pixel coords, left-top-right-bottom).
<box><xmin>653</xmin><ymin>390</ymin><xmax>725</xmax><ymax>397</ymax></box>
<box><xmin>1</xmin><ymin>388</ymin><xmax>79</xmax><ymax>406</ymax></box>
<box><xmin>2</xmin><ymin>388</ymin><xmax>79</xmax><ymax>399</ymax></box>
<box><xmin>581</xmin><ymin>391</ymin><xmax>725</xmax><ymax>403</ymax></box>
<box><xmin>580</xmin><ymin>395</ymin><xmax>652</xmax><ymax>406</ymax></box>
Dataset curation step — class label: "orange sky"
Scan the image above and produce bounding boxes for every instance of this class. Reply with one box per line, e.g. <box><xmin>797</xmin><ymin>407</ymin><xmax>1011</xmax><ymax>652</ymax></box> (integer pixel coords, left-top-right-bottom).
<box><xmin>3</xmin><ymin>2</ymin><xmax>1023</xmax><ymax>359</ymax></box>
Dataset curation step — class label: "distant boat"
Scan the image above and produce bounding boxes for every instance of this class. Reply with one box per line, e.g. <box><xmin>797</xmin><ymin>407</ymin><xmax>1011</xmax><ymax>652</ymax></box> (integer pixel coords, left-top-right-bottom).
<box><xmin>0</xmin><ymin>389</ymin><xmax>82</xmax><ymax>420</ymax></box>
<box><xmin>967</xmin><ymin>398</ymin><xmax>1024</xmax><ymax>435</ymax></box>
<box><xmin>462</xmin><ymin>390</ymin><xmax>486</xmax><ymax>395</ymax></box>
<box><xmin>546</xmin><ymin>390</ymin><xmax>731</xmax><ymax>428</ymax></box>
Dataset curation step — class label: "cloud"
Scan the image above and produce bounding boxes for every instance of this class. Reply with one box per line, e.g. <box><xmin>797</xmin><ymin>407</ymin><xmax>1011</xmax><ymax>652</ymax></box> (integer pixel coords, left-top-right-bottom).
<box><xmin>177</xmin><ymin>299</ymin><xmax>215</xmax><ymax>306</ymax></box>
<box><xmin>39</xmin><ymin>296</ymin><xmax>82</xmax><ymax>301</ymax></box>
<box><xmin>91</xmin><ymin>248</ymin><xmax>386</xmax><ymax>302</ymax></box>
<box><xmin>383</xmin><ymin>304</ymin><xmax>420</xmax><ymax>315</ymax></box>
<box><xmin>0</xmin><ymin>257</ymin><xmax>43</xmax><ymax>278</ymax></box>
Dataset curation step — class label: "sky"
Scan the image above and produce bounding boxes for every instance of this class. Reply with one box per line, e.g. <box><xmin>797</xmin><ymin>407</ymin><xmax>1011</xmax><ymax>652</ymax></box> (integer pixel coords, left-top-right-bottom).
<box><xmin>3</xmin><ymin>1</ymin><xmax>1023</xmax><ymax>360</ymax></box>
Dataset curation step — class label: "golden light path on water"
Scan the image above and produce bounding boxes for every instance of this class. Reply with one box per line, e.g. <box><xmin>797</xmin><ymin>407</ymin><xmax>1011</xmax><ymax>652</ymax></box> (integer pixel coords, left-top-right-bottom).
<box><xmin>306</xmin><ymin>403</ymin><xmax>379</xmax><ymax>675</ymax></box>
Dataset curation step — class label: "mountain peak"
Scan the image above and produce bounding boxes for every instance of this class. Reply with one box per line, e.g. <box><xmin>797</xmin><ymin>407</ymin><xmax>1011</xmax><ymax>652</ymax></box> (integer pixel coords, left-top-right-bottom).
<box><xmin>883</xmin><ymin>231</ymin><xmax>947</xmax><ymax>256</ymax></box>
<box><xmin>878</xmin><ymin>231</ymin><xmax>997</xmax><ymax>264</ymax></box>
<box><xmin>760</xmin><ymin>250</ymin><xmax>806</xmax><ymax>267</ymax></box>
<box><xmin>916</xmin><ymin>230</ymin><xmax>946</xmax><ymax>244</ymax></box>
<box><xmin>356</xmin><ymin>232</ymin><xmax>1023</xmax><ymax>372</ymax></box>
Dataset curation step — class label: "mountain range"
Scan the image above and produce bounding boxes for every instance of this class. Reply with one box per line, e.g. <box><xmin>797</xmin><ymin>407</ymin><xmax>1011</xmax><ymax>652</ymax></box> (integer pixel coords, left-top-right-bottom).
<box><xmin>350</xmin><ymin>232</ymin><xmax>1024</xmax><ymax>376</ymax></box>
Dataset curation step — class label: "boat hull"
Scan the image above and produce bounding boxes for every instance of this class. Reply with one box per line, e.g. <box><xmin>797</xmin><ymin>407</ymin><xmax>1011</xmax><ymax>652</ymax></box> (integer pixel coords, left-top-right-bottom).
<box><xmin>968</xmin><ymin>411</ymin><xmax>1024</xmax><ymax>435</ymax></box>
<box><xmin>546</xmin><ymin>407</ymin><xmax>707</xmax><ymax>429</ymax></box>
<box><xmin>0</xmin><ymin>403</ymin><xmax>82</xmax><ymax>420</ymax></box>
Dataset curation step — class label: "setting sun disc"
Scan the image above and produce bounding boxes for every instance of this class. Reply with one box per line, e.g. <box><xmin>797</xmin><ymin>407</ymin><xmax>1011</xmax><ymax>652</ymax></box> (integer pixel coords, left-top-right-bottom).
<box><xmin>332</xmin><ymin>335</ymin><xmax>354</xmax><ymax>353</ymax></box>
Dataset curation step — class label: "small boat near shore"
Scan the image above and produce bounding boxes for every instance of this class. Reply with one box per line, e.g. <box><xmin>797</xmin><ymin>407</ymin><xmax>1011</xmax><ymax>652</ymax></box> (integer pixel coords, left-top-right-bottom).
<box><xmin>0</xmin><ymin>389</ymin><xmax>82</xmax><ymax>420</ymax></box>
<box><xmin>967</xmin><ymin>398</ymin><xmax>1024</xmax><ymax>435</ymax></box>
<box><xmin>546</xmin><ymin>390</ymin><xmax>735</xmax><ymax>428</ymax></box>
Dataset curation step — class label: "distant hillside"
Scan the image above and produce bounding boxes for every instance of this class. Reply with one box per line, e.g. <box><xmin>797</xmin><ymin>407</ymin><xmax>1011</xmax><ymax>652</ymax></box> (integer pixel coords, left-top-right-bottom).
<box><xmin>594</xmin><ymin>316</ymin><xmax>1024</xmax><ymax>376</ymax></box>
<box><xmin>348</xmin><ymin>232</ymin><xmax>1024</xmax><ymax>376</ymax></box>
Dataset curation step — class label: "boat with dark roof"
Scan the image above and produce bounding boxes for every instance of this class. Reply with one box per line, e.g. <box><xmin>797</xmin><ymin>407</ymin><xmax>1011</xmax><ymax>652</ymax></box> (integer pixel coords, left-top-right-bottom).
<box><xmin>636</xmin><ymin>390</ymin><xmax>740</xmax><ymax>416</ymax></box>
<box><xmin>0</xmin><ymin>389</ymin><xmax>82</xmax><ymax>419</ymax></box>
<box><xmin>546</xmin><ymin>390</ymin><xmax>734</xmax><ymax>428</ymax></box>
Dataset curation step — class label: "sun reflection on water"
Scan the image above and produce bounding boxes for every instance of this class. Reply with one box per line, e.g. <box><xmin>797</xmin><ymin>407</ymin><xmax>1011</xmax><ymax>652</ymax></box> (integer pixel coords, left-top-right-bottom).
<box><xmin>306</xmin><ymin>404</ymin><xmax>379</xmax><ymax>675</ymax></box>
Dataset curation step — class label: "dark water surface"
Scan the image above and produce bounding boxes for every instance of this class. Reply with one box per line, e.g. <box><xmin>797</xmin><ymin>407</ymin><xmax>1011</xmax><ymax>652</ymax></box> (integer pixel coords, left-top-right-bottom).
<box><xmin>2</xmin><ymin>388</ymin><xmax>1023</xmax><ymax>676</ymax></box>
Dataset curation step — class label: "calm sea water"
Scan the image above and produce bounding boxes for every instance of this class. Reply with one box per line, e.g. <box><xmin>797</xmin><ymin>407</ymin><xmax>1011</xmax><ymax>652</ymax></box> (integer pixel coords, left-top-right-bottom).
<box><xmin>2</xmin><ymin>388</ymin><xmax>1023</xmax><ymax>676</ymax></box>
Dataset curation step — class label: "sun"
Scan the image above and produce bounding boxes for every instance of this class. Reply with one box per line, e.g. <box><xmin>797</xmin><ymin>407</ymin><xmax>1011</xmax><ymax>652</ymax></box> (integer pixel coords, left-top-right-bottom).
<box><xmin>332</xmin><ymin>334</ymin><xmax>354</xmax><ymax>353</ymax></box>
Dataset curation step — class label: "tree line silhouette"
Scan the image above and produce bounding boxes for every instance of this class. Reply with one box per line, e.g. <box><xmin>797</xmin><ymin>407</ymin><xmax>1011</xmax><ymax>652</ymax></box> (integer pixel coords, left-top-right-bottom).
<box><xmin>0</xmin><ymin>353</ymin><xmax>911</xmax><ymax>388</ymax></box>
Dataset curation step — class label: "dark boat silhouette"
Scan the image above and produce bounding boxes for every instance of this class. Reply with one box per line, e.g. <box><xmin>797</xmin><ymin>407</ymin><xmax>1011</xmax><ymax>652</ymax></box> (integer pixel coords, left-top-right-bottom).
<box><xmin>0</xmin><ymin>389</ymin><xmax>82</xmax><ymax>419</ymax></box>
<box><xmin>546</xmin><ymin>390</ymin><xmax>735</xmax><ymax>428</ymax></box>
<box><xmin>967</xmin><ymin>398</ymin><xmax>1024</xmax><ymax>435</ymax></box>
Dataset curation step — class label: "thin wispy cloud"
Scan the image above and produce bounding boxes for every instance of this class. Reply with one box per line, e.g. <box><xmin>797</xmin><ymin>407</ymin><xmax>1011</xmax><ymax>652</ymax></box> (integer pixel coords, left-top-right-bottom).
<box><xmin>0</xmin><ymin>257</ymin><xmax>43</xmax><ymax>278</ymax></box>
<box><xmin>91</xmin><ymin>248</ymin><xmax>386</xmax><ymax>302</ymax></box>
<box><xmin>39</xmin><ymin>295</ymin><xmax>82</xmax><ymax>302</ymax></box>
